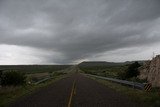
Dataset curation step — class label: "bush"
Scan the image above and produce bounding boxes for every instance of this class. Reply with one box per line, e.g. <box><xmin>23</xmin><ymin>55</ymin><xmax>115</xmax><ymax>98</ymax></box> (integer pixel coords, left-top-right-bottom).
<box><xmin>125</xmin><ymin>61</ymin><xmax>141</xmax><ymax>78</ymax></box>
<box><xmin>1</xmin><ymin>71</ymin><xmax>26</xmax><ymax>86</ymax></box>
<box><xmin>117</xmin><ymin>62</ymin><xmax>141</xmax><ymax>80</ymax></box>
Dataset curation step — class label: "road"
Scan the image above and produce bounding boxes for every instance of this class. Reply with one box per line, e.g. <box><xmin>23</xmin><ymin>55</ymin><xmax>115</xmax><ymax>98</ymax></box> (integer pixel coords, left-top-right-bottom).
<box><xmin>9</xmin><ymin>73</ymin><xmax>142</xmax><ymax>107</ymax></box>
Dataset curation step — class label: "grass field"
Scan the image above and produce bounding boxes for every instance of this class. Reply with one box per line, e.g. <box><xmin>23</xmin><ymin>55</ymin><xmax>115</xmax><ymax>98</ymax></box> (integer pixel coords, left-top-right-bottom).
<box><xmin>79</xmin><ymin>65</ymin><xmax>128</xmax><ymax>78</ymax></box>
<box><xmin>0</xmin><ymin>65</ymin><xmax>71</xmax><ymax>74</ymax></box>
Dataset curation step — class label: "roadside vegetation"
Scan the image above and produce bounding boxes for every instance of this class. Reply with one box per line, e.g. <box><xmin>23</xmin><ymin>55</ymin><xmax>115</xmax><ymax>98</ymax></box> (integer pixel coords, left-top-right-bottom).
<box><xmin>79</xmin><ymin>61</ymin><xmax>146</xmax><ymax>83</ymax></box>
<box><xmin>118</xmin><ymin>62</ymin><xmax>140</xmax><ymax>79</ymax></box>
<box><xmin>1</xmin><ymin>71</ymin><xmax>26</xmax><ymax>86</ymax></box>
<box><xmin>0</xmin><ymin>66</ymin><xmax>71</xmax><ymax>107</ymax></box>
<box><xmin>78</xmin><ymin>64</ymin><xmax>128</xmax><ymax>78</ymax></box>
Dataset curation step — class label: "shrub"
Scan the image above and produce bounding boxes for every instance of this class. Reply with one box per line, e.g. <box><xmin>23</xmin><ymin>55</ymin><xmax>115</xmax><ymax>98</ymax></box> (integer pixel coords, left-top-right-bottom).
<box><xmin>1</xmin><ymin>71</ymin><xmax>26</xmax><ymax>86</ymax></box>
<box><xmin>125</xmin><ymin>61</ymin><xmax>141</xmax><ymax>79</ymax></box>
<box><xmin>117</xmin><ymin>62</ymin><xmax>141</xmax><ymax>80</ymax></box>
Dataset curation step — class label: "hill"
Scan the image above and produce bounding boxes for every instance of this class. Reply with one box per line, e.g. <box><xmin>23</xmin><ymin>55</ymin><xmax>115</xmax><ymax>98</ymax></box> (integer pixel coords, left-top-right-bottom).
<box><xmin>78</xmin><ymin>61</ymin><xmax>124</xmax><ymax>67</ymax></box>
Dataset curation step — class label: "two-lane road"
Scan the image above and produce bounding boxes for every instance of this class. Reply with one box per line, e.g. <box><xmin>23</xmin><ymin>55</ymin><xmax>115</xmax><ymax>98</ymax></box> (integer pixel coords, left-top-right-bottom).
<box><xmin>9</xmin><ymin>74</ymin><xmax>142</xmax><ymax>107</ymax></box>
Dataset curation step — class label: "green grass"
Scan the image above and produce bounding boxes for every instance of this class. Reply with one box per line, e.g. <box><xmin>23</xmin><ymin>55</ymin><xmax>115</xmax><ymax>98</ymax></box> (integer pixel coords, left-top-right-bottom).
<box><xmin>88</xmin><ymin>76</ymin><xmax>160</xmax><ymax>107</ymax></box>
<box><xmin>0</xmin><ymin>73</ymin><xmax>69</xmax><ymax>107</ymax></box>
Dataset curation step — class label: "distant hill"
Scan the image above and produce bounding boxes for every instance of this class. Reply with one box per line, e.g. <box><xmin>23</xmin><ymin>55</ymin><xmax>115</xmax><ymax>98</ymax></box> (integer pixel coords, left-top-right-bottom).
<box><xmin>78</xmin><ymin>60</ymin><xmax>146</xmax><ymax>67</ymax></box>
<box><xmin>78</xmin><ymin>61</ymin><xmax>124</xmax><ymax>67</ymax></box>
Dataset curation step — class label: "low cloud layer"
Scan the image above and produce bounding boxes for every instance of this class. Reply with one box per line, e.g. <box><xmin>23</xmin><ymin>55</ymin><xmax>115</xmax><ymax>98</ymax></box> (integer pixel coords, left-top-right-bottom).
<box><xmin>0</xmin><ymin>0</ymin><xmax>160</xmax><ymax>64</ymax></box>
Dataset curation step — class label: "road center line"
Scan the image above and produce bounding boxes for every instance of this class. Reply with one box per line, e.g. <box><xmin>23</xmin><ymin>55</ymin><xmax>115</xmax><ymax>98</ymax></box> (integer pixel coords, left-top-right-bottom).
<box><xmin>67</xmin><ymin>80</ymin><xmax>76</xmax><ymax>107</ymax></box>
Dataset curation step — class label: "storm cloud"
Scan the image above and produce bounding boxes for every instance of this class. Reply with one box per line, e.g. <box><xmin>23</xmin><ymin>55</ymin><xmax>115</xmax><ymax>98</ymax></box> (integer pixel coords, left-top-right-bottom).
<box><xmin>0</xmin><ymin>0</ymin><xmax>160</xmax><ymax>64</ymax></box>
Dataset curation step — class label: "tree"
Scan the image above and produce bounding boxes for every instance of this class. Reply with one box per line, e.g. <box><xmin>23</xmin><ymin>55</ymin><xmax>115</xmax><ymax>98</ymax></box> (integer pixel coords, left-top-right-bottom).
<box><xmin>125</xmin><ymin>61</ymin><xmax>141</xmax><ymax>79</ymax></box>
<box><xmin>1</xmin><ymin>71</ymin><xmax>26</xmax><ymax>86</ymax></box>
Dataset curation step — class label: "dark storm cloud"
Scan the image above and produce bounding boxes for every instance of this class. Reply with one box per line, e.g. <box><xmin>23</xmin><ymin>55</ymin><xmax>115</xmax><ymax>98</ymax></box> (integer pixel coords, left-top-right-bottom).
<box><xmin>0</xmin><ymin>0</ymin><xmax>160</xmax><ymax>64</ymax></box>
<box><xmin>109</xmin><ymin>0</ymin><xmax>160</xmax><ymax>24</ymax></box>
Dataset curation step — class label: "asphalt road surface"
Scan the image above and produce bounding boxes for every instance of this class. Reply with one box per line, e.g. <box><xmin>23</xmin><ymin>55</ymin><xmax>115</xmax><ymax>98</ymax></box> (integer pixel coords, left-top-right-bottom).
<box><xmin>9</xmin><ymin>74</ymin><xmax>142</xmax><ymax>107</ymax></box>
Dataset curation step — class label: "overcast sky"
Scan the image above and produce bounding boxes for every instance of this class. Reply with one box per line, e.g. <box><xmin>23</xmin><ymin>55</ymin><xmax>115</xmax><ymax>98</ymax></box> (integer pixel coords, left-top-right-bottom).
<box><xmin>0</xmin><ymin>0</ymin><xmax>160</xmax><ymax>65</ymax></box>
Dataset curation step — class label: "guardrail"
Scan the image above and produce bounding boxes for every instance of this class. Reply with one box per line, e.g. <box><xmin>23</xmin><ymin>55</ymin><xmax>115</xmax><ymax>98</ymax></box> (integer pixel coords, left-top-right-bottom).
<box><xmin>85</xmin><ymin>74</ymin><xmax>145</xmax><ymax>90</ymax></box>
<box><xmin>33</xmin><ymin>77</ymin><xmax>52</xmax><ymax>85</ymax></box>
